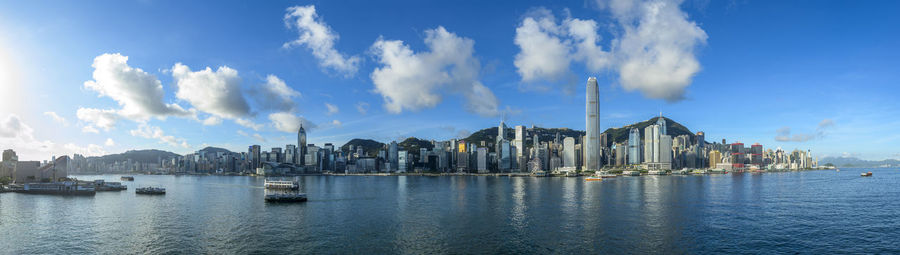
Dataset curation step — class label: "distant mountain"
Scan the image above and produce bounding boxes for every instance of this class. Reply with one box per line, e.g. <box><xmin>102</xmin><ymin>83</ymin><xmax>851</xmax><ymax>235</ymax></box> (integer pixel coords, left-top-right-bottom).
<box><xmin>820</xmin><ymin>157</ymin><xmax>900</xmax><ymax>168</ymax></box>
<box><xmin>399</xmin><ymin>137</ymin><xmax>434</xmax><ymax>152</ymax></box>
<box><xmin>88</xmin><ymin>149</ymin><xmax>180</xmax><ymax>164</ymax></box>
<box><xmin>339</xmin><ymin>116</ymin><xmax>696</xmax><ymax>156</ymax></box>
<box><xmin>340</xmin><ymin>139</ymin><xmax>385</xmax><ymax>157</ymax></box>
<box><xmin>463</xmin><ymin>126</ymin><xmax>585</xmax><ymax>151</ymax></box>
<box><xmin>603</xmin><ymin>117</ymin><xmax>696</xmax><ymax>146</ymax></box>
<box><xmin>197</xmin><ymin>146</ymin><xmax>233</xmax><ymax>154</ymax></box>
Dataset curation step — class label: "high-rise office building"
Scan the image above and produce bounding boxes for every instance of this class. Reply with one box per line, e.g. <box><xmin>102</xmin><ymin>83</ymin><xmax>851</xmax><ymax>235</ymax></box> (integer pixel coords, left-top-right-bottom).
<box><xmin>657</xmin><ymin>115</ymin><xmax>667</xmax><ymax>135</ymax></box>
<box><xmin>249</xmin><ymin>145</ymin><xmax>261</xmax><ymax>171</ymax></box>
<box><xmin>584</xmin><ymin>77</ymin><xmax>601</xmax><ymax>171</ymax></box>
<box><xmin>389</xmin><ymin>141</ymin><xmax>399</xmax><ymax>171</ymax></box>
<box><xmin>497</xmin><ymin>120</ymin><xmax>507</xmax><ymax>142</ymax></box>
<box><xmin>514</xmin><ymin>125</ymin><xmax>525</xmax><ymax>157</ymax></box>
<box><xmin>628</xmin><ymin>128</ymin><xmax>641</xmax><ymax>164</ymax></box>
<box><xmin>298</xmin><ymin>124</ymin><xmax>307</xmax><ymax>166</ymax></box>
<box><xmin>563</xmin><ymin>137</ymin><xmax>576</xmax><ymax>169</ymax></box>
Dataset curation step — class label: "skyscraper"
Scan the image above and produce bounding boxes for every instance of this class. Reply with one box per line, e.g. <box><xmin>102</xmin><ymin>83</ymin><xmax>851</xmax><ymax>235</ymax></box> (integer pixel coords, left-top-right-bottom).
<box><xmin>584</xmin><ymin>77</ymin><xmax>601</xmax><ymax>171</ymax></box>
<box><xmin>298</xmin><ymin>124</ymin><xmax>307</xmax><ymax>166</ymax></box>
<box><xmin>628</xmin><ymin>128</ymin><xmax>641</xmax><ymax>164</ymax></box>
<box><xmin>563</xmin><ymin>137</ymin><xmax>576</xmax><ymax>169</ymax></box>
<box><xmin>656</xmin><ymin>114</ymin><xmax>667</xmax><ymax>135</ymax></box>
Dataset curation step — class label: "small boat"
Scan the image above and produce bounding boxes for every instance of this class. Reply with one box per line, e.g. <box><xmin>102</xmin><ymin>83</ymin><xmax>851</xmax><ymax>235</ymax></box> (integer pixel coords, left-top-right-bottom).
<box><xmin>584</xmin><ymin>176</ymin><xmax>603</xmax><ymax>181</ymax></box>
<box><xmin>120</xmin><ymin>176</ymin><xmax>134</xmax><ymax>181</ymax></box>
<box><xmin>622</xmin><ymin>171</ymin><xmax>641</xmax><ymax>176</ymax></box>
<box><xmin>564</xmin><ymin>171</ymin><xmax>579</xmax><ymax>177</ymax></box>
<box><xmin>861</xmin><ymin>172</ymin><xmax>872</xmax><ymax>177</ymax></box>
<box><xmin>648</xmin><ymin>170</ymin><xmax>667</xmax><ymax>175</ymax></box>
<box><xmin>531</xmin><ymin>171</ymin><xmax>548</xmax><ymax>177</ymax></box>
<box><xmin>596</xmin><ymin>171</ymin><xmax>617</xmax><ymax>178</ymax></box>
<box><xmin>136</xmin><ymin>187</ymin><xmax>166</xmax><ymax>195</ymax></box>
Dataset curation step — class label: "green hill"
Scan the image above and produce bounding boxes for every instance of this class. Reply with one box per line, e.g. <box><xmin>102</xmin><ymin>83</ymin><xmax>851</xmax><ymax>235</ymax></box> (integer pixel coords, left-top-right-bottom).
<box><xmin>88</xmin><ymin>149</ymin><xmax>180</xmax><ymax>164</ymax></box>
<box><xmin>340</xmin><ymin>138</ymin><xmax>385</xmax><ymax>157</ymax></box>
<box><xmin>398</xmin><ymin>137</ymin><xmax>434</xmax><ymax>152</ymax></box>
<box><xmin>463</xmin><ymin>126</ymin><xmax>585</xmax><ymax>151</ymax></box>
<box><xmin>603</xmin><ymin>117</ymin><xmax>695</xmax><ymax>146</ymax></box>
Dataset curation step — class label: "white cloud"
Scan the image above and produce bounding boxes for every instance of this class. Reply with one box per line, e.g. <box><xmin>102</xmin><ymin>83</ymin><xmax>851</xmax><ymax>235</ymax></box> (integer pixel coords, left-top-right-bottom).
<box><xmin>284</xmin><ymin>5</ymin><xmax>360</xmax><ymax>76</ymax></box>
<box><xmin>237</xmin><ymin>130</ymin><xmax>266</xmax><ymax>143</ymax></box>
<box><xmin>172</xmin><ymin>63</ymin><xmax>250</xmax><ymax>120</ymax></box>
<box><xmin>370</xmin><ymin>26</ymin><xmax>499</xmax><ymax>117</ymax></box>
<box><xmin>255</xmin><ymin>74</ymin><xmax>301</xmax><ymax>112</ymax></box>
<box><xmin>513</xmin><ymin>1</ymin><xmax>707</xmax><ymax>102</ymax></box>
<box><xmin>774</xmin><ymin>119</ymin><xmax>836</xmax><ymax>142</ymax></box>
<box><xmin>83</xmin><ymin>53</ymin><xmax>190</xmax><ymax>120</ymax></box>
<box><xmin>82</xmin><ymin>126</ymin><xmax>100</xmax><ymax>134</ymax></box>
<box><xmin>268</xmin><ymin>112</ymin><xmax>316</xmax><ymax>133</ymax></box>
<box><xmin>332</xmin><ymin>119</ymin><xmax>342</xmax><ymax>126</ymax></box>
<box><xmin>514</xmin><ymin>10</ymin><xmax>573</xmax><ymax>82</ymax></box>
<box><xmin>613</xmin><ymin>0</ymin><xmax>708</xmax><ymax>102</ymax></box>
<box><xmin>104</xmin><ymin>138</ymin><xmax>115</xmax><ymax>147</ymax></box>
<box><xmin>356</xmin><ymin>102</ymin><xmax>369</xmax><ymax>115</ymax></box>
<box><xmin>43</xmin><ymin>111</ymin><xmax>69</xmax><ymax>126</ymax></box>
<box><xmin>76</xmin><ymin>108</ymin><xmax>119</xmax><ymax>132</ymax></box>
<box><xmin>129</xmin><ymin>124</ymin><xmax>189</xmax><ymax>148</ymax></box>
<box><xmin>202</xmin><ymin>116</ymin><xmax>223</xmax><ymax>126</ymax></box>
<box><xmin>325</xmin><ymin>103</ymin><xmax>339</xmax><ymax>115</ymax></box>
<box><xmin>235</xmin><ymin>118</ymin><xmax>262</xmax><ymax>131</ymax></box>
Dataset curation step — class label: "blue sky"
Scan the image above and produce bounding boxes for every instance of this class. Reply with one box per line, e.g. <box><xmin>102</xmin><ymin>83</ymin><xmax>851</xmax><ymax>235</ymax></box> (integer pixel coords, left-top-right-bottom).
<box><xmin>1</xmin><ymin>0</ymin><xmax>898</xmax><ymax>161</ymax></box>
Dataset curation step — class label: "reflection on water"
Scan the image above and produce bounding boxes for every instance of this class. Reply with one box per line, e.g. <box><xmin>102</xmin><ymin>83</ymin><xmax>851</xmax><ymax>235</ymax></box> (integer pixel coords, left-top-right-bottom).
<box><xmin>1</xmin><ymin>169</ymin><xmax>900</xmax><ymax>253</ymax></box>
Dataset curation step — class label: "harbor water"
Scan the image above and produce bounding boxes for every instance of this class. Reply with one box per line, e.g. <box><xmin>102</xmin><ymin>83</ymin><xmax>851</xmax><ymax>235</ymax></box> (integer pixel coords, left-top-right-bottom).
<box><xmin>1</xmin><ymin>168</ymin><xmax>899</xmax><ymax>254</ymax></box>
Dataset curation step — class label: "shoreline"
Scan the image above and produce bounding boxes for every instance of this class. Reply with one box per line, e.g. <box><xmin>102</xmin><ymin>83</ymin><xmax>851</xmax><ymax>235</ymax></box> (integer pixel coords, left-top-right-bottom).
<box><xmin>68</xmin><ymin>167</ymin><xmax>842</xmax><ymax>178</ymax></box>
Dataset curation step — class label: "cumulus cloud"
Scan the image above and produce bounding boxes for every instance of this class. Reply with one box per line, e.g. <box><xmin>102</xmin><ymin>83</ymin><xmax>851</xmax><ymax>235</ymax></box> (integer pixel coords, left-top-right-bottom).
<box><xmin>43</xmin><ymin>112</ymin><xmax>69</xmax><ymax>126</ymax></box>
<box><xmin>104</xmin><ymin>138</ymin><xmax>115</xmax><ymax>147</ymax></box>
<box><xmin>172</xmin><ymin>63</ymin><xmax>250</xmax><ymax>120</ymax></box>
<box><xmin>284</xmin><ymin>5</ymin><xmax>360</xmax><ymax>76</ymax></box>
<box><xmin>513</xmin><ymin>1</ymin><xmax>707</xmax><ymax>102</ymax></box>
<box><xmin>356</xmin><ymin>102</ymin><xmax>370</xmax><ymax>115</ymax></box>
<box><xmin>83</xmin><ymin>53</ymin><xmax>190</xmax><ymax>120</ymax></box>
<box><xmin>254</xmin><ymin>74</ymin><xmax>301</xmax><ymax>112</ymax></box>
<box><xmin>370</xmin><ymin>26</ymin><xmax>499</xmax><ymax>117</ymax></box>
<box><xmin>268</xmin><ymin>112</ymin><xmax>316</xmax><ymax>133</ymax></box>
<box><xmin>331</xmin><ymin>119</ymin><xmax>342</xmax><ymax>127</ymax></box>
<box><xmin>775</xmin><ymin>119</ymin><xmax>836</xmax><ymax>142</ymax></box>
<box><xmin>129</xmin><ymin>124</ymin><xmax>189</xmax><ymax>148</ymax></box>
<box><xmin>514</xmin><ymin>10</ymin><xmax>573</xmax><ymax>82</ymax></box>
<box><xmin>613</xmin><ymin>0</ymin><xmax>708</xmax><ymax>102</ymax></box>
<box><xmin>325</xmin><ymin>103</ymin><xmax>339</xmax><ymax>115</ymax></box>
<box><xmin>76</xmin><ymin>108</ymin><xmax>120</xmax><ymax>132</ymax></box>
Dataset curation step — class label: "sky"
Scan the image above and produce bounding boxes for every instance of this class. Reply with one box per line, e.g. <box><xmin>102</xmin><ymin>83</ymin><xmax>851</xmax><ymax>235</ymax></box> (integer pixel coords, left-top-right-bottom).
<box><xmin>1</xmin><ymin>0</ymin><xmax>899</xmax><ymax>161</ymax></box>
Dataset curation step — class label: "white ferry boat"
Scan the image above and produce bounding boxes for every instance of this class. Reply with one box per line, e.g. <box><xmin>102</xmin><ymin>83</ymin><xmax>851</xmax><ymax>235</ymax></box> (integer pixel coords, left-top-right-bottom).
<box><xmin>264</xmin><ymin>179</ymin><xmax>299</xmax><ymax>190</ymax></box>
<box><xmin>648</xmin><ymin>170</ymin><xmax>668</xmax><ymax>175</ymax></box>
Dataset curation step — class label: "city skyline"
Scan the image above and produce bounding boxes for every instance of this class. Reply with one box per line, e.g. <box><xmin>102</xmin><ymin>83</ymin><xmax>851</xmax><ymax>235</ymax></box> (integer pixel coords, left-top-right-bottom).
<box><xmin>2</xmin><ymin>0</ymin><xmax>900</xmax><ymax>161</ymax></box>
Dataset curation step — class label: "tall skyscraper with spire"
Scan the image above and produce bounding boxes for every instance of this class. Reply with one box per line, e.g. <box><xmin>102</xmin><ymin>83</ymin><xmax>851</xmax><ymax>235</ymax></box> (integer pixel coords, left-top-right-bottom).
<box><xmin>584</xmin><ymin>77</ymin><xmax>601</xmax><ymax>171</ymax></box>
<box><xmin>298</xmin><ymin>124</ymin><xmax>307</xmax><ymax>166</ymax></box>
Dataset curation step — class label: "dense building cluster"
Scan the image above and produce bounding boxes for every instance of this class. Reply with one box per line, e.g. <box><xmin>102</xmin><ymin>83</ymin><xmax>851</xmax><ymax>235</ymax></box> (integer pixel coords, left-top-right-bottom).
<box><xmin>0</xmin><ymin>78</ymin><xmax>820</xmax><ymax>178</ymax></box>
